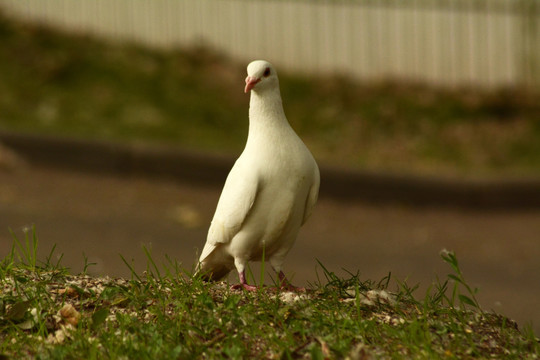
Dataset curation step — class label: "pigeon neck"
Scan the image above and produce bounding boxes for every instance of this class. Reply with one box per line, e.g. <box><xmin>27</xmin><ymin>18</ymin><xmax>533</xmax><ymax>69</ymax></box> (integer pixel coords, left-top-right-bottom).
<box><xmin>248</xmin><ymin>89</ymin><xmax>287</xmax><ymax>130</ymax></box>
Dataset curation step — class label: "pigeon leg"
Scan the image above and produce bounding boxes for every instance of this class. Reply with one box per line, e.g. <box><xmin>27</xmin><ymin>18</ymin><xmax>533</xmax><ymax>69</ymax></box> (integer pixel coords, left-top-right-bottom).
<box><xmin>231</xmin><ymin>270</ymin><xmax>258</xmax><ymax>291</ymax></box>
<box><xmin>278</xmin><ymin>271</ymin><xmax>305</xmax><ymax>292</ymax></box>
<box><xmin>271</xmin><ymin>257</ymin><xmax>305</xmax><ymax>292</ymax></box>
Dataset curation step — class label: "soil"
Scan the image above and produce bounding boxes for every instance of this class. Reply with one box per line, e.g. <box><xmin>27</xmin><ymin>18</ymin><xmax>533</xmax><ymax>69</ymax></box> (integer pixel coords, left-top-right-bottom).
<box><xmin>1</xmin><ymin>165</ymin><xmax>539</xmax><ymax>334</ymax></box>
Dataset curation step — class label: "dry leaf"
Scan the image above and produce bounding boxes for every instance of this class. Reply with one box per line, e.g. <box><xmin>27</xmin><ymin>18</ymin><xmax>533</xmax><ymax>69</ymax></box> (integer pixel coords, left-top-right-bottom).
<box><xmin>59</xmin><ymin>304</ymin><xmax>80</xmax><ymax>326</ymax></box>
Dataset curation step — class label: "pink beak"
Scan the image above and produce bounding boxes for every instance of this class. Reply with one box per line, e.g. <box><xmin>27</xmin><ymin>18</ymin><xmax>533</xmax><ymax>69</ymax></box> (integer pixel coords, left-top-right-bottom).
<box><xmin>244</xmin><ymin>76</ymin><xmax>260</xmax><ymax>93</ymax></box>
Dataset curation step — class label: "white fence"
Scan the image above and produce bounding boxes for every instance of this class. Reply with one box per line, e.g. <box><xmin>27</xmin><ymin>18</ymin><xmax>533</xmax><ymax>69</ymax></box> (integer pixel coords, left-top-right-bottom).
<box><xmin>1</xmin><ymin>0</ymin><xmax>539</xmax><ymax>88</ymax></box>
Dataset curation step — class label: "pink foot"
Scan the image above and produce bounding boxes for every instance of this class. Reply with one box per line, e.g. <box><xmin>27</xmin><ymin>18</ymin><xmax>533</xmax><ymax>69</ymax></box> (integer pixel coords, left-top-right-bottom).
<box><xmin>281</xmin><ymin>284</ymin><xmax>306</xmax><ymax>292</ymax></box>
<box><xmin>231</xmin><ymin>283</ymin><xmax>258</xmax><ymax>291</ymax></box>
<box><xmin>278</xmin><ymin>271</ymin><xmax>306</xmax><ymax>292</ymax></box>
<box><xmin>232</xmin><ymin>270</ymin><xmax>257</xmax><ymax>291</ymax></box>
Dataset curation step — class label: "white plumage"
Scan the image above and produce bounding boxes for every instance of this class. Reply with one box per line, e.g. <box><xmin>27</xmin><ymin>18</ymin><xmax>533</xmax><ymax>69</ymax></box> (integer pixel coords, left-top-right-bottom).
<box><xmin>197</xmin><ymin>60</ymin><xmax>320</xmax><ymax>290</ymax></box>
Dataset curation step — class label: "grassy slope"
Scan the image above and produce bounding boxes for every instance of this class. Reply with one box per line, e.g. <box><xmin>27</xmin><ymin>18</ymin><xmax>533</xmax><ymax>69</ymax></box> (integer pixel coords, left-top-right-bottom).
<box><xmin>1</xmin><ymin>12</ymin><xmax>540</xmax><ymax>177</ymax></box>
<box><xmin>0</xmin><ymin>233</ymin><xmax>539</xmax><ymax>359</ymax></box>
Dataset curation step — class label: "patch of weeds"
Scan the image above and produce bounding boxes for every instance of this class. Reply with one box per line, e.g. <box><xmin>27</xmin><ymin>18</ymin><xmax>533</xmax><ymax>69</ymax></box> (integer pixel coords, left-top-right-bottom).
<box><xmin>1</xmin><ymin>231</ymin><xmax>539</xmax><ymax>359</ymax></box>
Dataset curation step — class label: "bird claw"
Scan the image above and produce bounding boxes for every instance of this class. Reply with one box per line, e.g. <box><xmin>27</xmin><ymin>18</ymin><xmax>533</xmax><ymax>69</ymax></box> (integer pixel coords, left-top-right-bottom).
<box><xmin>231</xmin><ymin>283</ymin><xmax>258</xmax><ymax>291</ymax></box>
<box><xmin>279</xmin><ymin>284</ymin><xmax>306</xmax><ymax>292</ymax></box>
<box><xmin>277</xmin><ymin>271</ymin><xmax>306</xmax><ymax>292</ymax></box>
<box><xmin>231</xmin><ymin>271</ymin><xmax>306</xmax><ymax>292</ymax></box>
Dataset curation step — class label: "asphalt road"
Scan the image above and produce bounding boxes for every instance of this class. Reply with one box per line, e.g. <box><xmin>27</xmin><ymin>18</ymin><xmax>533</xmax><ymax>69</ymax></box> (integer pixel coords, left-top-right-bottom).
<box><xmin>1</xmin><ymin>164</ymin><xmax>540</xmax><ymax>334</ymax></box>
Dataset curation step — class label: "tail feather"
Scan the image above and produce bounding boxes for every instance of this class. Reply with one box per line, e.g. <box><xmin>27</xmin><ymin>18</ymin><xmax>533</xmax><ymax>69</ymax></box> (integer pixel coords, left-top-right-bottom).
<box><xmin>195</xmin><ymin>261</ymin><xmax>234</xmax><ymax>282</ymax></box>
<box><xmin>195</xmin><ymin>242</ymin><xmax>234</xmax><ymax>281</ymax></box>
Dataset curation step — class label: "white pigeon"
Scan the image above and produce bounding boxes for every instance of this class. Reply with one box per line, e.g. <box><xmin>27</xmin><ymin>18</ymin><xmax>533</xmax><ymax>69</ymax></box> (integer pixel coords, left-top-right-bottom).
<box><xmin>196</xmin><ymin>60</ymin><xmax>320</xmax><ymax>291</ymax></box>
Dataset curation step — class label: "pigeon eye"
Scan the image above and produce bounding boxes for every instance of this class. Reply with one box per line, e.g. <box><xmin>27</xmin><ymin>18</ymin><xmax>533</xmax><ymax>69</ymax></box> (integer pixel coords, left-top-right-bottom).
<box><xmin>263</xmin><ymin>67</ymin><xmax>271</xmax><ymax>77</ymax></box>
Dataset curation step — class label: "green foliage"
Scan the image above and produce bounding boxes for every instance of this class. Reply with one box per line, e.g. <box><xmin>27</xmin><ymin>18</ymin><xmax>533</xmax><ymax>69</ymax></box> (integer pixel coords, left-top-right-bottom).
<box><xmin>440</xmin><ymin>249</ymin><xmax>481</xmax><ymax>310</ymax></box>
<box><xmin>1</xmin><ymin>231</ymin><xmax>539</xmax><ymax>359</ymax></box>
<box><xmin>0</xmin><ymin>11</ymin><xmax>539</xmax><ymax>177</ymax></box>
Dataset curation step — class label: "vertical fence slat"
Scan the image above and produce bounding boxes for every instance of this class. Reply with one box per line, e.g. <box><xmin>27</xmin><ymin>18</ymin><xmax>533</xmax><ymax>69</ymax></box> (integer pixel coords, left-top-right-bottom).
<box><xmin>0</xmin><ymin>0</ymin><xmax>537</xmax><ymax>89</ymax></box>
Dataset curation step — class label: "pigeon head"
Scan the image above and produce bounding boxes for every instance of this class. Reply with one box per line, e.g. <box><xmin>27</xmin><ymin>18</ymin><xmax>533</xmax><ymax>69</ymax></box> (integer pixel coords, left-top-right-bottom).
<box><xmin>244</xmin><ymin>60</ymin><xmax>278</xmax><ymax>94</ymax></box>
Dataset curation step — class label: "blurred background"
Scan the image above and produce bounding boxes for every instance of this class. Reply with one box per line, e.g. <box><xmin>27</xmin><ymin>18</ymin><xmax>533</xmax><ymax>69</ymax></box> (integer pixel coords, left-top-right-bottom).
<box><xmin>0</xmin><ymin>0</ymin><xmax>539</xmax><ymax>332</ymax></box>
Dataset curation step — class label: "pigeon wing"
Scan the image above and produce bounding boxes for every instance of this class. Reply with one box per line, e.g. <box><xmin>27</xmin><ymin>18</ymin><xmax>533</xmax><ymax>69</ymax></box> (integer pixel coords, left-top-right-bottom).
<box><xmin>199</xmin><ymin>161</ymin><xmax>259</xmax><ymax>262</ymax></box>
<box><xmin>302</xmin><ymin>165</ymin><xmax>320</xmax><ymax>225</ymax></box>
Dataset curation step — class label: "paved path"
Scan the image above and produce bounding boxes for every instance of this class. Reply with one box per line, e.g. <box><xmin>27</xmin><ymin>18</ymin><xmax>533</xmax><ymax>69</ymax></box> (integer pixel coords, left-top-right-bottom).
<box><xmin>1</xmin><ymin>165</ymin><xmax>539</xmax><ymax>333</ymax></box>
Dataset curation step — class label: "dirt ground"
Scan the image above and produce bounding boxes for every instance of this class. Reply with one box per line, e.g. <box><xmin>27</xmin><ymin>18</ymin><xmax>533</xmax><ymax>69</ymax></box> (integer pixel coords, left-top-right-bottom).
<box><xmin>1</xmin><ymin>165</ymin><xmax>539</xmax><ymax>334</ymax></box>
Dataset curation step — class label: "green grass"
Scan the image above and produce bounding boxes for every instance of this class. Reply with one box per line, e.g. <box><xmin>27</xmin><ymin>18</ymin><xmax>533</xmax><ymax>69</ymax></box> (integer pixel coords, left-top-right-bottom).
<box><xmin>0</xmin><ymin>11</ymin><xmax>540</xmax><ymax>177</ymax></box>
<box><xmin>1</xmin><ymin>229</ymin><xmax>539</xmax><ymax>359</ymax></box>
